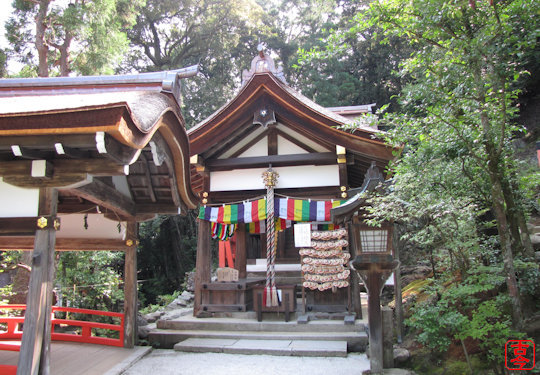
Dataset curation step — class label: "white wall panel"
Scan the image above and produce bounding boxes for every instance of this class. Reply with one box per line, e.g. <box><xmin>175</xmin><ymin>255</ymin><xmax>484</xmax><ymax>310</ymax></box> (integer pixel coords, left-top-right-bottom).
<box><xmin>210</xmin><ymin>164</ymin><xmax>339</xmax><ymax>191</ymax></box>
<box><xmin>57</xmin><ymin>214</ymin><xmax>126</xmax><ymax>240</ymax></box>
<box><xmin>277</xmin><ymin>135</ymin><xmax>308</xmax><ymax>155</ymax></box>
<box><xmin>0</xmin><ymin>178</ymin><xmax>39</xmax><ymax>218</ymax></box>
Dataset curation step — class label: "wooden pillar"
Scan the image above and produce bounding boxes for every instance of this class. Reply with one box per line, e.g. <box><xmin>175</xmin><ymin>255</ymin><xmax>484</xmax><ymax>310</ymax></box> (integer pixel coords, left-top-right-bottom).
<box><xmin>355</xmin><ymin>265</ymin><xmax>394</xmax><ymax>375</ymax></box>
<box><xmin>18</xmin><ymin>188</ymin><xmax>58</xmax><ymax>375</ymax></box>
<box><xmin>393</xmin><ymin>226</ymin><xmax>403</xmax><ymax>343</ymax></box>
<box><xmin>382</xmin><ymin>306</ymin><xmax>394</xmax><ymax>368</ymax></box>
<box><xmin>123</xmin><ymin>222</ymin><xmax>138</xmax><ymax>348</ymax></box>
<box><xmin>194</xmin><ymin>219</ymin><xmax>211</xmax><ymax>316</ymax></box>
<box><xmin>348</xmin><ymin>222</ymin><xmax>362</xmax><ymax>318</ymax></box>
<box><xmin>235</xmin><ymin>224</ymin><xmax>247</xmax><ymax>279</ymax></box>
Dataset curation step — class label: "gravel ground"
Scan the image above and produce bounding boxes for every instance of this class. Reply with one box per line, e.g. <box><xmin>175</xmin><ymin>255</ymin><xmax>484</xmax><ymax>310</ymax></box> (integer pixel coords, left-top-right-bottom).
<box><xmin>122</xmin><ymin>350</ymin><xmax>371</xmax><ymax>375</ymax></box>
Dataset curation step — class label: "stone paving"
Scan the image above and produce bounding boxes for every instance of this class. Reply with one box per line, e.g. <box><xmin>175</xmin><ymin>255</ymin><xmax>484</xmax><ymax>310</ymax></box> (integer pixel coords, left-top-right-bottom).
<box><xmin>121</xmin><ymin>350</ymin><xmax>371</xmax><ymax>375</ymax></box>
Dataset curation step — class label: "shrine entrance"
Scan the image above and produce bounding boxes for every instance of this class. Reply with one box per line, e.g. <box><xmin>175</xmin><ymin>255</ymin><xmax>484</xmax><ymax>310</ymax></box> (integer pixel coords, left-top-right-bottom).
<box><xmin>188</xmin><ymin>48</ymin><xmax>397</xmax><ymax>320</ymax></box>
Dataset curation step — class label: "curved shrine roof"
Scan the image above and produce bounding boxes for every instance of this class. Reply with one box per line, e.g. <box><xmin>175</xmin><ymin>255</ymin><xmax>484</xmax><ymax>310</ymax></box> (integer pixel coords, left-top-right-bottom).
<box><xmin>0</xmin><ymin>70</ymin><xmax>199</xmax><ymax>217</ymax></box>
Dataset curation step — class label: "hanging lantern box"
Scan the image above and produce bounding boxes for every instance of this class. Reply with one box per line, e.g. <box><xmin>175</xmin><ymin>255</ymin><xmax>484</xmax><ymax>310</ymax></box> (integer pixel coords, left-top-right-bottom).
<box><xmin>349</xmin><ymin>222</ymin><xmax>395</xmax><ymax>270</ymax></box>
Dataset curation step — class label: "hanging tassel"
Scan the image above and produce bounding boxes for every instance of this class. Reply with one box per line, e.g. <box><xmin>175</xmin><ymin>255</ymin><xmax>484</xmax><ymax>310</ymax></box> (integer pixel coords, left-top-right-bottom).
<box><xmin>270</xmin><ymin>286</ymin><xmax>279</xmax><ymax>307</ymax></box>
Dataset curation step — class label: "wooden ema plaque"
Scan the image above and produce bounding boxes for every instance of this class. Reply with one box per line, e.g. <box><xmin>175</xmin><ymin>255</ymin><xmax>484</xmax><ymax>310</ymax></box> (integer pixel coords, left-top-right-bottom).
<box><xmin>216</xmin><ymin>267</ymin><xmax>239</xmax><ymax>282</ymax></box>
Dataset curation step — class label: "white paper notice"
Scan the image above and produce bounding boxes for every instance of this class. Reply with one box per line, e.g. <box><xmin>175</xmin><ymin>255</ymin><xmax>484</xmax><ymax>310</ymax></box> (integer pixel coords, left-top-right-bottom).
<box><xmin>294</xmin><ymin>223</ymin><xmax>312</xmax><ymax>247</ymax></box>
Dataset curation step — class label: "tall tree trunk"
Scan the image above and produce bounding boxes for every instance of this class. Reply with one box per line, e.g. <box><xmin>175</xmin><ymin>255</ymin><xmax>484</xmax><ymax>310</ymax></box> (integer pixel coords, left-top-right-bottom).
<box><xmin>473</xmin><ymin>58</ymin><xmax>523</xmax><ymax>329</ymax></box>
<box><xmin>508</xmin><ymin>171</ymin><xmax>535</xmax><ymax>259</ymax></box>
<box><xmin>58</xmin><ymin>34</ymin><xmax>72</xmax><ymax>77</ymax></box>
<box><xmin>490</xmin><ymin>173</ymin><xmax>523</xmax><ymax>330</ymax></box>
<box><xmin>36</xmin><ymin>0</ymin><xmax>51</xmax><ymax>77</ymax></box>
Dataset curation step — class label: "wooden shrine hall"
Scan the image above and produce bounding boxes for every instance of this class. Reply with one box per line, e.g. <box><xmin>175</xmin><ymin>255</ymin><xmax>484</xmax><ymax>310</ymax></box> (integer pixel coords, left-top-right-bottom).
<box><xmin>0</xmin><ymin>68</ymin><xmax>199</xmax><ymax>375</ymax></box>
<box><xmin>189</xmin><ymin>49</ymin><xmax>397</xmax><ymax>318</ymax></box>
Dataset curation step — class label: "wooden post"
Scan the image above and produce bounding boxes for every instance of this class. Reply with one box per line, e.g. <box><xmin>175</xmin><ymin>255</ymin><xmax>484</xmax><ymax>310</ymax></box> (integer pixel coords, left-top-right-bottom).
<box><xmin>235</xmin><ymin>224</ymin><xmax>247</xmax><ymax>279</ymax></box>
<box><xmin>18</xmin><ymin>188</ymin><xmax>58</xmax><ymax>375</ymax></box>
<box><xmin>194</xmin><ymin>219</ymin><xmax>211</xmax><ymax>316</ymax></box>
<box><xmin>123</xmin><ymin>222</ymin><xmax>138</xmax><ymax>348</ymax></box>
<box><xmin>393</xmin><ymin>225</ymin><xmax>403</xmax><ymax>343</ymax></box>
<box><xmin>382</xmin><ymin>306</ymin><xmax>394</xmax><ymax>368</ymax></box>
<box><xmin>355</xmin><ymin>265</ymin><xmax>395</xmax><ymax>375</ymax></box>
<box><xmin>348</xmin><ymin>222</ymin><xmax>362</xmax><ymax>319</ymax></box>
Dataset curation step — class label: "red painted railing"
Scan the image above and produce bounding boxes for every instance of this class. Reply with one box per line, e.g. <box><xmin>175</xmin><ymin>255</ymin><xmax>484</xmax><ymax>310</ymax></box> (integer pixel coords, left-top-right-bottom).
<box><xmin>0</xmin><ymin>305</ymin><xmax>124</xmax><ymax>348</ymax></box>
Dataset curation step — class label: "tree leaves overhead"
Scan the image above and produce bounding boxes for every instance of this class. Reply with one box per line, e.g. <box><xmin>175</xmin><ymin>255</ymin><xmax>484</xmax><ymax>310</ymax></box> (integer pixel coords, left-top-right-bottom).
<box><xmin>293</xmin><ymin>0</ymin><xmax>412</xmax><ymax>110</ymax></box>
<box><xmin>123</xmin><ymin>0</ymin><xmax>264</xmax><ymax>127</ymax></box>
<box><xmin>6</xmin><ymin>0</ymin><xmax>144</xmax><ymax>76</ymax></box>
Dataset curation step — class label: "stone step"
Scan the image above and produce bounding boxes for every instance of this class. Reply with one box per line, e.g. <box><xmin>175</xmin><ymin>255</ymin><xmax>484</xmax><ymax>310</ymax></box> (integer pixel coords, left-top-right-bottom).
<box><xmin>157</xmin><ymin>317</ymin><xmax>366</xmax><ymax>333</ymax></box>
<box><xmin>173</xmin><ymin>338</ymin><xmax>348</xmax><ymax>357</ymax></box>
<box><xmin>148</xmin><ymin>329</ymin><xmax>368</xmax><ymax>351</ymax></box>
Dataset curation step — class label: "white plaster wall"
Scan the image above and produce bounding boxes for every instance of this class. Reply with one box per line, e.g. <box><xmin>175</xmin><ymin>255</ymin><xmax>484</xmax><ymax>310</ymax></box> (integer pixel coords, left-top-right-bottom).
<box><xmin>210</xmin><ymin>164</ymin><xmax>339</xmax><ymax>191</ymax></box>
<box><xmin>277</xmin><ymin>135</ymin><xmax>308</xmax><ymax>155</ymax></box>
<box><xmin>57</xmin><ymin>214</ymin><xmax>126</xmax><ymax>239</ymax></box>
<box><xmin>237</xmin><ymin>137</ymin><xmax>268</xmax><ymax>157</ymax></box>
<box><xmin>218</xmin><ymin>127</ymin><xmax>266</xmax><ymax>159</ymax></box>
<box><xmin>0</xmin><ymin>178</ymin><xmax>39</xmax><ymax>218</ymax></box>
<box><xmin>275</xmin><ymin>124</ymin><xmax>329</xmax><ymax>152</ymax></box>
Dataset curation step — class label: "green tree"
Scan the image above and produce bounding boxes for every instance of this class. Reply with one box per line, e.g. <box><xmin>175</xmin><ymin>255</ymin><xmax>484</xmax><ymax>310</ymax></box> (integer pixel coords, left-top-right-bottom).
<box><xmin>6</xmin><ymin>0</ymin><xmax>144</xmax><ymax>77</ymax></box>
<box><xmin>0</xmin><ymin>49</ymin><xmax>7</xmax><ymax>78</ymax></box>
<box><xmin>137</xmin><ymin>212</ymin><xmax>198</xmax><ymax>305</ymax></box>
<box><xmin>123</xmin><ymin>0</ymin><xmax>264</xmax><ymax>127</ymax></box>
<box><xmin>353</xmin><ymin>0</ymin><xmax>540</xmax><ymax>330</ymax></box>
<box><xmin>294</xmin><ymin>0</ymin><xmax>411</xmax><ymax>110</ymax></box>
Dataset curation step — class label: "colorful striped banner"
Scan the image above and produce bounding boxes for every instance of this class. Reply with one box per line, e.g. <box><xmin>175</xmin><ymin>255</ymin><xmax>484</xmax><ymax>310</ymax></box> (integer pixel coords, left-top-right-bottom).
<box><xmin>246</xmin><ymin>220</ymin><xmax>266</xmax><ymax>234</ymax></box>
<box><xmin>198</xmin><ymin>199</ymin><xmax>266</xmax><ymax>224</ymax></box>
<box><xmin>211</xmin><ymin>223</ymin><xmax>237</xmax><ymax>240</ymax></box>
<box><xmin>275</xmin><ymin>198</ymin><xmax>344</xmax><ymax>222</ymax></box>
<box><xmin>199</xmin><ymin>198</ymin><xmax>344</xmax><ymax>224</ymax></box>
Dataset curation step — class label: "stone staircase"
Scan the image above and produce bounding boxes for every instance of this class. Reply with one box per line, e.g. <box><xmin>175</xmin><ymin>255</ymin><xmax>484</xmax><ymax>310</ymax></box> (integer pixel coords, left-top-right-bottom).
<box><xmin>148</xmin><ymin>313</ymin><xmax>368</xmax><ymax>357</ymax></box>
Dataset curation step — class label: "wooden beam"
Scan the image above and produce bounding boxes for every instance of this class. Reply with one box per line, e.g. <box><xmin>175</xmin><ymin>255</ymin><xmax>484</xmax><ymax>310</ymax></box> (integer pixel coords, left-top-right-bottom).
<box><xmin>17</xmin><ymin>188</ymin><xmax>58</xmax><ymax>375</ymax></box>
<box><xmin>0</xmin><ymin>237</ymin><xmax>130</xmax><ymax>251</ymax></box>
<box><xmin>190</xmin><ymin>154</ymin><xmax>205</xmax><ymax>172</ymax></box>
<box><xmin>67</xmin><ymin>178</ymin><xmax>136</xmax><ymax>218</ymax></box>
<box><xmin>207</xmin><ymin>152</ymin><xmax>336</xmax><ymax>171</ymax></box>
<box><xmin>123</xmin><ymin>222</ymin><xmax>138</xmax><ymax>348</ymax></box>
<box><xmin>10</xmin><ymin>145</ymin><xmax>51</xmax><ymax>160</ymax></box>
<box><xmin>0</xmin><ymin>159</ymin><xmax>126</xmax><ymax>178</ymax></box>
<box><xmin>209</xmin><ymin>186</ymin><xmax>341</xmax><ymax>203</ymax></box>
<box><xmin>268</xmin><ymin>126</ymin><xmax>277</xmax><ymax>155</ymax></box>
<box><xmin>2</xmin><ymin>174</ymin><xmax>89</xmax><ymax>189</ymax></box>
<box><xmin>0</xmin><ymin>218</ymin><xmax>41</xmax><ymax>235</ymax></box>
<box><xmin>0</xmin><ymin>134</ymin><xmax>96</xmax><ymax>150</ymax></box>
<box><xmin>95</xmin><ymin>132</ymin><xmax>141</xmax><ymax>165</ymax></box>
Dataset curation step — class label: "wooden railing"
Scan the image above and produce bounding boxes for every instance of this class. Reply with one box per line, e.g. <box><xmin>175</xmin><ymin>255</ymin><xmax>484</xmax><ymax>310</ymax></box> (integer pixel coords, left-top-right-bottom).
<box><xmin>0</xmin><ymin>305</ymin><xmax>124</xmax><ymax>348</ymax></box>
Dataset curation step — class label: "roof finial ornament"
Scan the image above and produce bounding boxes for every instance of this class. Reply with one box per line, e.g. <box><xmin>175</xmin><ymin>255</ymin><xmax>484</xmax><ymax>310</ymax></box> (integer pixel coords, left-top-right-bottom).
<box><xmin>241</xmin><ymin>42</ymin><xmax>287</xmax><ymax>86</ymax></box>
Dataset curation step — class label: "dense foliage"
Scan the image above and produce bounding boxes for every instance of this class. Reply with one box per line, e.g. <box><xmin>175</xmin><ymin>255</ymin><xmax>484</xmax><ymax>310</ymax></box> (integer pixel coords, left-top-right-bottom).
<box><xmin>303</xmin><ymin>0</ymin><xmax>540</xmax><ymax>372</ymax></box>
<box><xmin>6</xmin><ymin>0</ymin><xmax>144</xmax><ymax>76</ymax></box>
<box><xmin>137</xmin><ymin>212</ymin><xmax>198</xmax><ymax>305</ymax></box>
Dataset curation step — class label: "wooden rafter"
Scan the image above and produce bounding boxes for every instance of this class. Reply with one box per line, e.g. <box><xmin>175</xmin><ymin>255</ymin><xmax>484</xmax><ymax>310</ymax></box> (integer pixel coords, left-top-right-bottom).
<box><xmin>67</xmin><ymin>178</ymin><xmax>136</xmax><ymax>219</ymax></box>
<box><xmin>140</xmin><ymin>152</ymin><xmax>157</xmax><ymax>203</ymax></box>
<box><xmin>204</xmin><ymin>121</ymin><xmax>260</xmax><ymax>160</ymax></box>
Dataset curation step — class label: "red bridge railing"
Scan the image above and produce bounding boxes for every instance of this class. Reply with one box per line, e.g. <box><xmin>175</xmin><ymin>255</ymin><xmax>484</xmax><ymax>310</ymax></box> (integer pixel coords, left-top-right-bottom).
<box><xmin>0</xmin><ymin>305</ymin><xmax>124</xmax><ymax>348</ymax></box>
